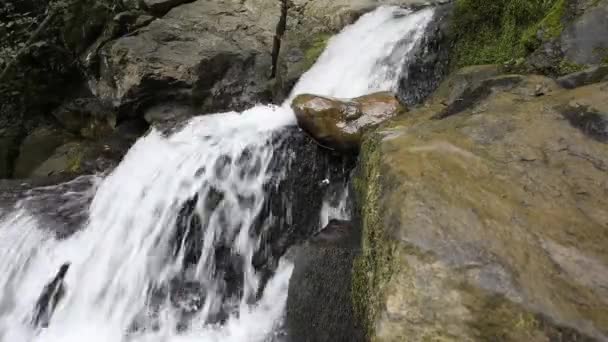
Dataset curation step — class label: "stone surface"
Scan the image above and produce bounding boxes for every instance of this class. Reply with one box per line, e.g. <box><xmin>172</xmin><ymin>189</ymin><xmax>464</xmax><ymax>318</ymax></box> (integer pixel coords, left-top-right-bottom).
<box><xmin>95</xmin><ymin>0</ymin><xmax>282</xmax><ymax>119</ymax></box>
<box><xmin>557</xmin><ymin>65</ymin><xmax>608</xmax><ymax>89</ymax></box>
<box><xmin>292</xmin><ymin>92</ymin><xmax>406</xmax><ymax>152</ymax></box>
<box><xmin>561</xmin><ymin>0</ymin><xmax>608</xmax><ymax>65</ymax></box>
<box><xmin>142</xmin><ymin>0</ymin><xmax>192</xmax><ymax>15</ymax></box>
<box><xmin>354</xmin><ymin>74</ymin><xmax>608</xmax><ymax>341</ymax></box>
<box><xmin>397</xmin><ymin>3</ymin><xmax>453</xmax><ymax>106</ymax></box>
<box><xmin>52</xmin><ymin>98</ymin><xmax>117</xmax><ymax>139</ymax></box>
<box><xmin>286</xmin><ymin>219</ymin><xmax>365</xmax><ymax>342</ymax></box>
<box><xmin>13</xmin><ymin>126</ymin><xmax>73</xmax><ymax>179</ymax></box>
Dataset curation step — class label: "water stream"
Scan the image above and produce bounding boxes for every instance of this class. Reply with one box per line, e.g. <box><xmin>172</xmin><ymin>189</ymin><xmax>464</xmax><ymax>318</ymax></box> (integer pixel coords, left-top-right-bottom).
<box><xmin>0</xmin><ymin>7</ymin><xmax>434</xmax><ymax>341</ymax></box>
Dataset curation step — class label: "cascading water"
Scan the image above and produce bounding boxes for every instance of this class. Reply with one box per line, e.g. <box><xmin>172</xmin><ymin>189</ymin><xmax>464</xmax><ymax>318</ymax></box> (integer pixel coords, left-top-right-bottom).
<box><xmin>0</xmin><ymin>6</ymin><xmax>434</xmax><ymax>342</ymax></box>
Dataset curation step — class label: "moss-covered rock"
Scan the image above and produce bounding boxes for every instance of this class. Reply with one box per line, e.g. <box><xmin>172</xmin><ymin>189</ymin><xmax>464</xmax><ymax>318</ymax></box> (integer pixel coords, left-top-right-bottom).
<box><xmin>292</xmin><ymin>92</ymin><xmax>406</xmax><ymax>152</ymax></box>
<box><xmin>354</xmin><ymin>72</ymin><xmax>608</xmax><ymax>340</ymax></box>
<box><xmin>13</xmin><ymin>126</ymin><xmax>74</xmax><ymax>179</ymax></box>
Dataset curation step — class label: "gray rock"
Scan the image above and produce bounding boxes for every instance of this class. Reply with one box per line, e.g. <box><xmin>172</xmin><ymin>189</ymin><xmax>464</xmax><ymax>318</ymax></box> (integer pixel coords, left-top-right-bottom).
<box><xmin>286</xmin><ymin>220</ymin><xmax>364</xmax><ymax>342</ymax></box>
<box><xmin>561</xmin><ymin>1</ymin><xmax>608</xmax><ymax>65</ymax></box>
<box><xmin>557</xmin><ymin>65</ymin><xmax>608</xmax><ymax>89</ymax></box>
<box><xmin>94</xmin><ymin>0</ymin><xmax>282</xmax><ymax>119</ymax></box>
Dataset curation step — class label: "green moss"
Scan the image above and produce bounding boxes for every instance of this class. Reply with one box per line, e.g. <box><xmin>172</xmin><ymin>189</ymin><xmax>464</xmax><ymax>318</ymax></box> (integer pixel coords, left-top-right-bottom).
<box><xmin>303</xmin><ymin>33</ymin><xmax>332</xmax><ymax>69</ymax></box>
<box><xmin>522</xmin><ymin>0</ymin><xmax>566</xmax><ymax>51</ymax></box>
<box><xmin>67</xmin><ymin>146</ymin><xmax>83</xmax><ymax>172</ymax></box>
<box><xmin>352</xmin><ymin>133</ymin><xmax>396</xmax><ymax>340</ymax></box>
<box><xmin>558</xmin><ymin>58</ymin><xmax>585</xmax><ymax>74</ymax></box>
<box><xmin>452</xmin><ymin>0</ymin><xmax>564</xmax><ymax>68</ymax></box>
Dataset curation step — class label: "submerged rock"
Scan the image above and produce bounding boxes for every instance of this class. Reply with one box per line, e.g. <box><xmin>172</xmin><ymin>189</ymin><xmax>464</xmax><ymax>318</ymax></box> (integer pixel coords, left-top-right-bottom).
<box><xmin>354</xmin><ymin>73</ymin><xmax>608</xmax><ymax>340</ymax></box>
<box><xmin>292</xmin><ymin>92</ymin><xmax>406</xmax><ymax>152</ymax></box>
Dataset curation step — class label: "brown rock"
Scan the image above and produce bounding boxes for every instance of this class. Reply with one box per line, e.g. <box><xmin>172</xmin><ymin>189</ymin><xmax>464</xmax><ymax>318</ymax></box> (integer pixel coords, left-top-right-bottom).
<box><xmin>291</xmin><ymin>91</ymin><xmax>406</xmax><ymax>152</ymax></box>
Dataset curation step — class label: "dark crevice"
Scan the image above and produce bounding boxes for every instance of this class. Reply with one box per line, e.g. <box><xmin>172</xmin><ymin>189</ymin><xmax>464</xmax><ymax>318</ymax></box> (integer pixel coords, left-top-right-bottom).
<box><xmin>270</xmin><ymin>0</ymin><xmax>288</xmax><ymax>78</ymax></box>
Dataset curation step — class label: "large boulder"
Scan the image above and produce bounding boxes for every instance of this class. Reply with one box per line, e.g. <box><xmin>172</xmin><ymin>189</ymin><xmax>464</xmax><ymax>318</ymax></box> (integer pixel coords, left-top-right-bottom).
<box><xmin>353</xmin><ymin>73</ymin><xmax>608</xmax><ymax>340</ymax></box>
<box><xmin>94</xmin><ymin>0</ymin><xmax>282</xmax><ymax>119</ymax></box>
<box><xmin>292</xmin><ymin>92</ymin><xmax>406</xmax><ymax>152</ymax></box>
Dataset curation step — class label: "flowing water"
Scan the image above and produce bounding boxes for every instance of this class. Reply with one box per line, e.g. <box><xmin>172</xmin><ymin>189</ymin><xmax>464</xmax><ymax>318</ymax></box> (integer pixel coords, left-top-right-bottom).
<box><xmin>0</xmin><ymin>7</ymin><xmax>434</xmax><ymax>342</ymax></box>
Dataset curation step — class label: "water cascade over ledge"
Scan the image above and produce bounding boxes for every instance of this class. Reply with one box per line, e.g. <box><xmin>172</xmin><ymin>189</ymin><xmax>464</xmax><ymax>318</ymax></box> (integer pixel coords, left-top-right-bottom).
<box><xmin>0</xmin><ymin>7</ymin><xmax>434</xmax><ymax>342</ymax></box>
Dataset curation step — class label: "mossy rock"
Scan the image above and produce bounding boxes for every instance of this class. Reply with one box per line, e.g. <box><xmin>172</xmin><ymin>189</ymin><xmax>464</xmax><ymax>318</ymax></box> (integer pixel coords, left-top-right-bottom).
<box><xmin>31</xmin><ymin>141</ymin><xmax>89</xmax><ymax>178</ymax></box>
<box><xmin>353</xmin><ymin>72</ymin><xmax>608</xmax><ymax>340</ymax></box>
<box><xmin>13</xmin><ymin>126</ymin><xmax>74</xmax><ymax>179</ymax></box>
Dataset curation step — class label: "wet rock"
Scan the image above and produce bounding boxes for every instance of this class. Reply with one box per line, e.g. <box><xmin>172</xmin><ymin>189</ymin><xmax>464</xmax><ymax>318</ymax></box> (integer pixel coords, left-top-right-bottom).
<box><xmin>292</xmin><ymin>92</ymin><xmax>406</xmax><ymax>152</ymax></box>
<box><xmin>32</xmin><ymin>263</ymin><xmax>70</xmax><ymax>328</ymax></box>
<box><xmin>397</xmin><ymin>3</ymin><xmax>453</xmax><ymax>106</ymax></box>
<box><xmin>557</xmin><ymin>65</ymin><xmax>608</xmax><ymax>89</ymax></box>
<box><xmin>560</xmin><ymin>1</ymin><xmax>608</xmax><ymax>65</ymax></box>
<box><xmin>52</xmin><ymin>98</ymin><xmax>116</xmax><ymax>139</ymax></box>
<box><xmin>354</xmin><ymin>74</ymin><xmax>608</xmax><ymax>340</ymax></box>
<box><xmin>95</xmin><ymin>0</ymin><xmax>282</xmax><ymax>118</ymax></box>
<box><xmin>286</xmin><ymin>219</ymin><xmax>364</xmax><ymax>342</ymax></box>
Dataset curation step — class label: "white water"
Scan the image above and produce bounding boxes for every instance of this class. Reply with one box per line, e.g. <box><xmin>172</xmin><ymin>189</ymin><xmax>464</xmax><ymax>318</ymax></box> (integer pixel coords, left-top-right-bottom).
<box><xmin>0</xmin><ymin>7</ymin><xmax>433</xmax><ymax>342</ymax></box>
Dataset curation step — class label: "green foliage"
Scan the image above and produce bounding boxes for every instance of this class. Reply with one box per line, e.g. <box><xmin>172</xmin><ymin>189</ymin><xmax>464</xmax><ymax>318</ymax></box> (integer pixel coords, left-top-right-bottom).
<box><xmin>451</xmin><ymin>0</ymin><xmax>564</xmax><ymax>67</ymax></box>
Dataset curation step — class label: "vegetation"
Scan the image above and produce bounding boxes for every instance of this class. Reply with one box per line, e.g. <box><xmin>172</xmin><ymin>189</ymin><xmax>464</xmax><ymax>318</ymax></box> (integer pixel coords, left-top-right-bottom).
<box><xmin>451</xmin><ymin>0</ymin><xmax>565</xmax><ymax>67</ymax></box>
<box><xmin>303</xmin><ymin>33</ymin><xmax>333</xmax><ymax>69</ymax></box>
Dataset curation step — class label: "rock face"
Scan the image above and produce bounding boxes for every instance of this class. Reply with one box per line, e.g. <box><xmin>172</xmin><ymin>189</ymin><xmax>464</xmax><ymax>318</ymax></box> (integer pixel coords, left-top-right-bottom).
<box><xmin>354</xmin><ymin>69</ymin><xmax>608</xmax><ymax>341</ymax></box>
<box><xmin>286</xmin><ymin>220</ymin><xmax>365</xmax><ymax>342</ymax></box>
<box><xmin>560</xmin><ymin>0</ymin><xmax>608</xmax><ymax>65</ymax></box>
<box><xmin>292</xmin><ymin>92</ymin><xmax>406</xmax><ymax>152</ymax></box>
<box><xmin>95</xmin><ymin>0</ymin><xmax>282</xmax><ymax>118</ymax></box>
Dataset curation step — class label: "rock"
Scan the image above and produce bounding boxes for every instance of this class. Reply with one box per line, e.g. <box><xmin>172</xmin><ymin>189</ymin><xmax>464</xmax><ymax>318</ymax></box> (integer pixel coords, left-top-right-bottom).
<box><xmin>397</xmin><ymin>3</ymin><xmax>453</xmax><ymax>106</ymax></box>
<box><xmin>13</xmin><ymin>126</ymin><xmax>74</xmax><ymax>179</ymax></box>
<box><xmin>292</xmin><ymin>92</ymin><xmax>406</xmax><ymax>152</ymax></box>
<box><xmin>560</xmin><ymin>1</ymin><xmax>608</xmax><ymax>65</ymax></box>
<box><xmin>52</xmin><ymin>98</ymin><xmax>116</xmax><ymax>139</ymax></box>
<box><xmin>95</xmin><ymin>0</ymin><xmax>282</xmax><ymax>119</ymax></box>
<box><xmin>0</xmin><ymin>125</ymin><xmax>22</xmax><ymax>178</ymax></box>
<box><xmin>286</xmin><ymin>219</ymin><xmax>365</xmax><ymax>342</ymax></box>
<box><xmin>31</xmin><ymin>141</ymin><xmax>92</xmax><ymax>178</ymax></box>
<box><xmin>142</xmin><ymin>0</ymin><xmax>192</xmax><ymax>15</ymax></box>
<box><xmin>430</xmin><ymin>66</ymin><xmax>562</xmax><ymax>119</ymax></box>
<box><xmin>557</xmin><ymin>65</ymin><xmax>608</xmax><ymax>89</ymax></box>
<box><xmin>353</xmin><ymin>75</ymin><xmax>608</xmax><ymax>340</ymax></box>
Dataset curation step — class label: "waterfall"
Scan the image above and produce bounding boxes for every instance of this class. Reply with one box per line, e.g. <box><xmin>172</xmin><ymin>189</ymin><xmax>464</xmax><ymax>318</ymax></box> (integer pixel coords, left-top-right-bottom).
<box><xmin>0</xmin><ymin>7</ymin><xmax>434</xmax><ymax>342</ymax></box>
